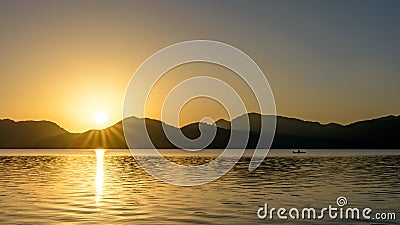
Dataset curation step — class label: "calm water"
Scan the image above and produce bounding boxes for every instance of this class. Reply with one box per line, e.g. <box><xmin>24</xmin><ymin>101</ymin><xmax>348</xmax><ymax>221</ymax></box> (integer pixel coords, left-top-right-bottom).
<box><xmin>0</xmin><ymin>149</ymin><xmax>399</xmax><ymax>224</ymax></box>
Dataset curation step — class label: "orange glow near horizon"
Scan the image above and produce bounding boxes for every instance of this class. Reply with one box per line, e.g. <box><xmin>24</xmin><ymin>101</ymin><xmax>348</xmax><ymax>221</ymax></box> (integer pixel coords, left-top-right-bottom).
<box><xmin>1</xmin><ymin>2</ymin><xmax>399</xmax><ymax>133</ymax></box>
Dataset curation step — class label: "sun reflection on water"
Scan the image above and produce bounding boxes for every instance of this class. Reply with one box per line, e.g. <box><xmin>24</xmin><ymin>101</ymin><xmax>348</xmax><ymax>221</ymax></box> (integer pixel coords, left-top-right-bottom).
<box><xmin>95</xmin><ymin>149</ymin><xmax>105</xmax><ymax>205</ymax></box>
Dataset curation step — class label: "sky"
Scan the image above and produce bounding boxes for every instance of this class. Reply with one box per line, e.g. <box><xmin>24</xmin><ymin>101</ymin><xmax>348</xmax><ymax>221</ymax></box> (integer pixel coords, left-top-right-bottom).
<box><xmin>0</xmin><ymin>0</ymin><xmax>399</xmax><ymax>132</ymax></box>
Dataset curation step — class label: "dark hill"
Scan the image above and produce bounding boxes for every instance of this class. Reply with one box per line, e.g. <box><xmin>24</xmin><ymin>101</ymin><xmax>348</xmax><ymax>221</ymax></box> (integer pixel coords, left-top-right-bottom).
<box><xmin>0</xmin><ymin>114</ymin><xmax>399</xmax><ymax>149</ymax></box>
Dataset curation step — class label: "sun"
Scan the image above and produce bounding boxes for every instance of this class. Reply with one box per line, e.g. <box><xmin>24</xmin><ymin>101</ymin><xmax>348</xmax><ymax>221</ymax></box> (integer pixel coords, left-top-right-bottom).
<box><xmin>93</xmin><ymin>111</ymin><xmax>108</xmax><ymax>125</ymax></box>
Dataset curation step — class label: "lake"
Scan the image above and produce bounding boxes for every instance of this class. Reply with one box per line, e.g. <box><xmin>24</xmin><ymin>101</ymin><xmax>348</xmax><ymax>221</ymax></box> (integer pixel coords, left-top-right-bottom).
<box><xmin>0</xmin><ymin>149</ymin><xmax>399</xmax><ymax>224</ymax></box>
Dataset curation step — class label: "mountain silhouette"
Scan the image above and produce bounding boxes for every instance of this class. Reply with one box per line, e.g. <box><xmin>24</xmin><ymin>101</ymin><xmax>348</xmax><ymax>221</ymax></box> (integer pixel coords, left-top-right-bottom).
<box><xmin>0</xmin><ymin>114</ymin><xmax>399</xmax><ymax>149</ymax></box>
<box><xmin>216</xmin><ymin>113</ymin><xmax>400</xmax><ymax>149</ymax></box>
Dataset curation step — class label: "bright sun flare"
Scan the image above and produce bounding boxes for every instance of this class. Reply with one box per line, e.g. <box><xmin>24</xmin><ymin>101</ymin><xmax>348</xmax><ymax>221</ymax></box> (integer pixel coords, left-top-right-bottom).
<box><xmin>93</xmin><ymin>111</ymin><xmax>108</xmax><ymax>125</ymax></box>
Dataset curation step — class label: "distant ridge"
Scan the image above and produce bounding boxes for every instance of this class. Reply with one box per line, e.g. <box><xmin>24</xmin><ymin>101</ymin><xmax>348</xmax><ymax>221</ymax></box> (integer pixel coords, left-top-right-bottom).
<box><xmin>0</xmin><ymin>114</ymin><xmax>399</xmax><ymax>149</ymax></box>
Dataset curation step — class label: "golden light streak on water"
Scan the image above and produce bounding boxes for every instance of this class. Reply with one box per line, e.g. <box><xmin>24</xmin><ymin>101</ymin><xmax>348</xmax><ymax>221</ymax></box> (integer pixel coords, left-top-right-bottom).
<box><xmin>95</xmin><ymin>149</ymin><xmax>105</xmax><ymax>205</ymax></box>
<box><xmin>0</xmin><ymin>149</ymin><xmax>399</xmax><ymax>224</ymax></box>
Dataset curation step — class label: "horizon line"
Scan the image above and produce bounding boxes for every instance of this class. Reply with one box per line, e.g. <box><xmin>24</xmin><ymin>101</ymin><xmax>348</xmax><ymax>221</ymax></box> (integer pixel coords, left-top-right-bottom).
<box><xmin>1</xmin><ymin>113</ymin><xmax>399</xmax><ymax>134</ymax></box>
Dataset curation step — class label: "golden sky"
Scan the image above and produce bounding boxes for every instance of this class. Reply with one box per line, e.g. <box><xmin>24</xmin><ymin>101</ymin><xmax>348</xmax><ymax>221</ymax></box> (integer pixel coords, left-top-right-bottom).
<box><xmin>0</xmin><ymin>1</ymin><xmax>399</xmax><ymax>132</ymax></box>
